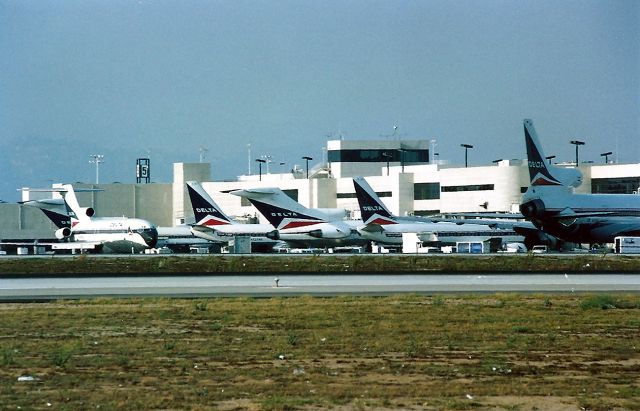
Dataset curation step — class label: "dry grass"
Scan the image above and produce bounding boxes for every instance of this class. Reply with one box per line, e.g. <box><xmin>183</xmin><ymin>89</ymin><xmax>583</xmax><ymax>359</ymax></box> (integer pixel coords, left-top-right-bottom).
<box><xmin>1</xmin><ymin>253</ymin><xmax>640</xmax><ymax>275</ymax></box>
<box><xmin>0</xmin><ymin>294</ymin><xmax>639</xmax><ymax>410</ymax></box>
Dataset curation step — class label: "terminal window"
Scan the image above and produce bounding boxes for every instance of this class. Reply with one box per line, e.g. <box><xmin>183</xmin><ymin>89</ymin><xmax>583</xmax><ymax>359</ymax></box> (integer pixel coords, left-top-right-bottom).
<box><xmin>414</xmin><ymin>209</ymin><xmax>440</xmax><ymax>216</ymax></box>
<box><xmin>337</xmin><ymin>191</ymin><xmax>391</xmax><ymax>199</ymax></box>
<box><xmin>328</xmin><ymin>149</ymin><xmax>429</xmax><ymax>164</ymax></box>
<box><xmin>441</xmin><ymin>184</ymin><xmax>494</xmax><ymax>192</ymax></box>
<box><xmin>591</xmin><ymin>177</ymin><xmax>640</xmax><ymax>194</ymax></box>
<box><xmin>414</xmin><ymin>182</ymin><xmax>440</xmax><ymax>200</ymax></box>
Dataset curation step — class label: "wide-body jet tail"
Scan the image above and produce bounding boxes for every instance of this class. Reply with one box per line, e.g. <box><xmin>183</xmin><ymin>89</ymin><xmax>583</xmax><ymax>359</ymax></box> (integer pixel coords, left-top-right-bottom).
<box><xmin>352</xmin><ymin>177</ymin><xmax>397</xmax><ymax>225</ymax></box>
<box><xmin>524</xmin><ymin>119</ymin><xmax>582</xmax><ymax>188</ymax></box>
<box><xmin>186</xmin><ymin>181</ymin><xmax>233</xmax><ymax>226</ymax></box>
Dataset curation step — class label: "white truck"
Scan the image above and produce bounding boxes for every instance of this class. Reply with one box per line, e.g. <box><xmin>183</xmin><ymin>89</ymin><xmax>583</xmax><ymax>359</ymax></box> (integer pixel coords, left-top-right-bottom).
<box><xmin>614</xmin><ymin>237</ymin><xmax>640</xmax><ymax>254</ymax></box>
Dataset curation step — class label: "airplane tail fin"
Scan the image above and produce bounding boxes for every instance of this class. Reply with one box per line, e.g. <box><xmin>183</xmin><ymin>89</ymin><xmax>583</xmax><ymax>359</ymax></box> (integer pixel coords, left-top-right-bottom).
<box><xmin>352</xmin><ymin>177</ymin><xmax>397</xmax><ymax>225</ymax></box>
<box><xmin>229</xmin><ymin>188</ymin><xmax>326</xmax><ymax>230</ymax></box>
<box><xmin>19</xmin><ymin>198</ymin><xmax>70</xmax><ymax>228</ymax></box>
<box><xmin>61</xmin><ymin>184</ymin><xmax>93</xmax><ymax>224</ymax></box>
<box><xmin>524</xmin><ymin>119</ymin><xmax>582</xmax><ymax>188</ymax></box>
<box><xmin>40</xmin><ymin>208</ymin><xmax>72</xmax><ymax>229</ymax></box>
<box><xmin>186</xmin><ymin>181</ymin><xmax>233</xmax><ymax>226</ymax></box>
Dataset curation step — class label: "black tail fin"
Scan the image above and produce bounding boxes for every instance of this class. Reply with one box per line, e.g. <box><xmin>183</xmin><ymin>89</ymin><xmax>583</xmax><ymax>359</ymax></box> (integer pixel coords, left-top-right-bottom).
<box><xmin>524</xmin><ymin>119</ymin><xmax>583</xmax><ymax>187</ymax></box>
<box><xmin>40</xmin><ymin>208</ymin><xmax>71</xmax><ymax>229</ymax></box>
<box><xmin>524</xmin><ymin>119</ymin><xmax>562</xmax><ymax>186</ymax></box>
<box><xmin>352</xmin><ymin>177</ymin><xmax>397</xmax><ymax>225</ymax></box>
<box><xmin>229</xmin><ymin>188</ymin><xmax>325</xmax><ymax>230</ymax></box>
<box><xmin>186</xmin><ymin>181</ymin><xmax>233</xmax><ymax>226</ymax></box>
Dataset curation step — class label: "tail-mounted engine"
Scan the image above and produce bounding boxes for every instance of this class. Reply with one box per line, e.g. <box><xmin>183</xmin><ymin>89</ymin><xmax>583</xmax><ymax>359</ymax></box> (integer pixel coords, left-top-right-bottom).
<box><xmin>55</xmin><ymin>227</ymin><xmax>71</xmax><ymax>239</ymax></box>
<box><xmin>520</xmin><ymin>199</ymin><xmax>546</xmax><ymax>220</ymax></box>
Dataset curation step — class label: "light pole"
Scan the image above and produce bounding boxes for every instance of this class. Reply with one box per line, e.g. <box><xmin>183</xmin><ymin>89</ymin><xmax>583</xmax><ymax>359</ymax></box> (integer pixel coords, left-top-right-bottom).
<box><xmin>255</xmin><ymin>159</ymin><xmax>266</xmax><ymax>181</ymax></box>
<box><xmin>570</xmin><ymin>140</ymin><xmax>585</xmax><ymax>165</ymax></box>
<box><xmin>460</xmin><ymin>144</ymin><xmax>473</xmax><ymax>167</ymax></box>
<box><xmin>89</xmin><ymin>154</ymin><xmax>104</xmax><ymax>184</ymax></box>
<box><xmin>382</xmin><ymin>152</ymin><xmax>392</xmax><ymax>176</ymax></box>
<box><xmin>247</xmin><ymin>143</ymin><xmax>251</xmax><ymax>175</ymax></box>
<box><xmin>600</xmin><ymin>151</ymin><xmax>612</xmax><ymax>164</ymax></box>
<box><xmin>302</xmin><ymin>156</ymin><xmax>313</xmax><ymax>179</ymax></box>
<box><xmin>545</xmin><ymin>155</ymin><xmax>556</xmax><ymax>164</ymax></box>
<box><xmin>198</xmin><ymin>146</ymin><xmax>208</xmax><ymax>163</ymax></box>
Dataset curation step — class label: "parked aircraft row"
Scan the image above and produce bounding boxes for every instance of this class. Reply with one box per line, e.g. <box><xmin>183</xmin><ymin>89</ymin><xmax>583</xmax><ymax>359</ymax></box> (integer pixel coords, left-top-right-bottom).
<box><xmin>184</xmin><ymin>179</ymin><xmax>524</xmax><ymax>251</ymax></box>
<box><xmin>7</xmin><ymin>118</ymin><xmax>637</xmax><ymax>254</ymax></box>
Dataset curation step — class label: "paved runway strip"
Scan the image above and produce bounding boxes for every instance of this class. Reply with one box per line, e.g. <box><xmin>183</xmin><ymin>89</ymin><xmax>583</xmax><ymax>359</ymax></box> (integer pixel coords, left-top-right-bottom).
<box><xmin>1</xmin><ymin>273</ymin><xmax>639</xmax><ymax>299</ymax></box>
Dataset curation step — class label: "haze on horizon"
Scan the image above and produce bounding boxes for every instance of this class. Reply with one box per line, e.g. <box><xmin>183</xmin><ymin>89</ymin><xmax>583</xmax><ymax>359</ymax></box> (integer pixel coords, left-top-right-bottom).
<box><xmin>1</xmin><ymin>0</ymin><xmax>638</xmax><ymax>202</ymax></box>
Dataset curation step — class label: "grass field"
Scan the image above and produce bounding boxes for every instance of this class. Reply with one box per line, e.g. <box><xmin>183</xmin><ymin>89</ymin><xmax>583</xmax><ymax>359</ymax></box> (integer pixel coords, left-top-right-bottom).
<box><xmin>1</xmin><ymin>253</ymin><xmax>640</xmax><ymax>275</ymax></box>
<box><xmin>1</xmin><ymin>294</ymin><xmax>639</xmax><ymax>410</ymax></box>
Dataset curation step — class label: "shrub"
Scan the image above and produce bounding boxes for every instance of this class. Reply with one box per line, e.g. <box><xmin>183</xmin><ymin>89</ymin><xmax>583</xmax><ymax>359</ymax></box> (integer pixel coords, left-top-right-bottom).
<box><xmin>581</xmin><ymin>295</ymin><xmax>618</xmax><ymax>310</ymax></box>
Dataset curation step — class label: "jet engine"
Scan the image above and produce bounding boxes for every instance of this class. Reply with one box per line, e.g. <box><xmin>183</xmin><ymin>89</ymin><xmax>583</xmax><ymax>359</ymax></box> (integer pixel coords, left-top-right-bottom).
<box><xmin>520</xmin><ymin>199</ymin><xmax>546</xmax><ymax>220</ymax></box>
<box><xmin>81</xmin><ymin>207</ymin><xmax>95</xmax><ymax>217</ymax></box>
<box><xmin>307</xmin><ymin>226</ymin><xmax>348</xmax><ymax>239</ymax></box>
<box><xmin>55</xmin><ymin>227</ymin><xmax>71</xmax><ymax>239</ymax></box>
<box><xmin>266</xmin><ymin>230</ymin><xmax>280</xmax><ymax>240</ymax></box>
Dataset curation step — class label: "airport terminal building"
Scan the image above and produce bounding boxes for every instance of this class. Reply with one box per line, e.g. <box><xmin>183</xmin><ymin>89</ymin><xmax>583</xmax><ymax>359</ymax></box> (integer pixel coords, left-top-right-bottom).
<box><xmin>2</xmin><ymin>137</ymin><xmax>639</xmax><ymax>243</ymax></box>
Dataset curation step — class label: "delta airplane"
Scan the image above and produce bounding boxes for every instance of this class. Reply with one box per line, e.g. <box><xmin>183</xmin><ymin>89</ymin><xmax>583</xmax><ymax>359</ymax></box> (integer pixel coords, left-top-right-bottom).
<box><xmin>228</xmin><ymin>187</ymin><xmax>369</xmax><ymax>248</ymax></box>
<box><xmin>186</xmin><ymin>181</ymin><xmax>281</xmax><ymax>251</ymax></box>
<box><xmin>25</xmin><ymin>196</ymin><xmax>211</xmax><ymax>253</ymax></box>
<box><xmin>353</xmin><ymin>177</ymin><xmax>523</xmax><ymax>248</ymax></box>
<box><xmin>21</xmin><ymin>184</ymin><xmax>158</xmax><ymax>253</ymax></box>
<box><xmin>520</xmin><ymin>119</ymin><xmax>640</xmax><ymax>244</ymax></box>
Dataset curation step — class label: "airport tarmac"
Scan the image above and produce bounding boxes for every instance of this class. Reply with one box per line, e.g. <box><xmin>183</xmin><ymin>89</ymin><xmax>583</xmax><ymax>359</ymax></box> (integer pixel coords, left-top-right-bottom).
<box><xmin>1</xmin><ymin>273</ymin><xmax>639</xmax><ymax>300</ymax></box>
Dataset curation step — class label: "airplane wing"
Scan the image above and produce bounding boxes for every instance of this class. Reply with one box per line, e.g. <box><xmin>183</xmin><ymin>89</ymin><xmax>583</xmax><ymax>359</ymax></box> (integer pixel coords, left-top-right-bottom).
<box><xmin>191</xmin><ymin>223</ymin><xmax>280</xmax><ymax>241</ymax></box>
<box><xmin>1</xmin><ymin>241</ymin><xmax>101</xmax><ymax>251</ymax></box>
<box><xmin>557</xmin><ymin>210</ymin><xmax>634</xmax><ymax>219</ymax></box>
<box><xmin>359</xmin><ymin>223</ymin><xmax>385</xmax><ymax>233</ymax></box>
<box><xmin>437</xmin><ymin>212</ymin><xmax>525</xmax><ymax>219</ymax></box>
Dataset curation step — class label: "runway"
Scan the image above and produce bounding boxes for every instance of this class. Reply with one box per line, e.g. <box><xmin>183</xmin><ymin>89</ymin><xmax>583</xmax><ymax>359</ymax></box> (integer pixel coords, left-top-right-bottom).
<box><xmin>1</xmin><ymin>273</ymin><xmax>639</xmax><ymax>300</ymax></box>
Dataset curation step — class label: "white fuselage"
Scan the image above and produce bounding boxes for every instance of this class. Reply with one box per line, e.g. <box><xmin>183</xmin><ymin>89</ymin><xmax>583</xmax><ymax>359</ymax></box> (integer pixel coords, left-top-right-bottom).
<box><xmin>358</xmin><ymin>221</ymin><xmax>522</xmax><ymax>245</ymax></box>
<box><xmin>71</xmin><ymin>217</ymin><xmax>158</xmax><ymax>253</ymax></box>
<box><xmin>190</xmin><ymin>223</ymin><xmax>280</xmax><ymax>245</ymax></box>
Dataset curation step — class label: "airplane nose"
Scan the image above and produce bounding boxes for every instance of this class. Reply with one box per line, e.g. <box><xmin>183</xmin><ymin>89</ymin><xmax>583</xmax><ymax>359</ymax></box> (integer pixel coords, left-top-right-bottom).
<box><xmin>143</xmin><ymin>227</ymin><xmax>159</xmax><ymax>248</ymax></box>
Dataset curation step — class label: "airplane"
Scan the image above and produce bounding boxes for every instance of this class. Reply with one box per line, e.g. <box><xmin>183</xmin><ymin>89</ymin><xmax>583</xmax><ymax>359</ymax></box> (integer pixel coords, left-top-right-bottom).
<box><xmin>20</xmin><ymin>184</ymin><xmax>158</xmax><ymax>253</ymax></box>
<box><xmin>228</xmin><ymin>187</ymin><xmax>369</xmax><ymax>248</ymax></box>
<box><xmin>23</xmin><ymin>195</ymin><xmax>212</xmax><ymax>253</ymax></box>
<box><xmin>520</xmin><ymin>119</ymin><xmax>640</xmax><ymax>244</ymax></box>
<box><xmin>352</xmin><ymin>176</ymin><xmax>524</xmax><ymax>249</ymax></box>
<box><xmin>186</xmin><ymin>181</ymin><xmax>281</xmax><ymax>251</ymax></box>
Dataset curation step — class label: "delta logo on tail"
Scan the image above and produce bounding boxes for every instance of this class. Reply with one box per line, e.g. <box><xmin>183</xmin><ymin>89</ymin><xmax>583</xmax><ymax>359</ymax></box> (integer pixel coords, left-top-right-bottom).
<box><xmin>186</xmin><ymin>184</ymin><xmax>232</xmax><ymax>226</ymax></box>
<box><xmin>524</xmin><ymin>120</ymin><xmax>563</xmax><ymax>186</ymax></box>
<box><xmin>61</xmin><ymin>197</ymin><xmax>81</xmax><ymax>227</ymax></box>
<box><xmin>244</xmin><ymin>199</ymin><xmax>324</xmax><ymax>230</ymax></box>
<box><xmin>353</xmin><ymin>177</ymin><xmax>398</xmax><ymax>225</ymax></box>
<box><xmin>40</xmin><ymin>208</ymin><xmax>71</xmax><ymax>229</ymax></box>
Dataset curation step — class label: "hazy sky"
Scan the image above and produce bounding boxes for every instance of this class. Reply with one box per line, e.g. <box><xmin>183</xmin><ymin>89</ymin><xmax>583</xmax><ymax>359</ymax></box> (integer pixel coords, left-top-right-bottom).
<box><xmin>1</xmin><ymin>0</ymin><xmax>638</xmax><ymax>202</ymax></box>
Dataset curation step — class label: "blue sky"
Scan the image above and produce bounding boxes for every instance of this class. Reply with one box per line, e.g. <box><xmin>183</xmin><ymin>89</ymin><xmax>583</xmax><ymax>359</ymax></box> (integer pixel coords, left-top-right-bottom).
<box><xmin>1</xmin><ymin>0</ymin><xmax>638</xmax><ymax>202</ymax></box>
